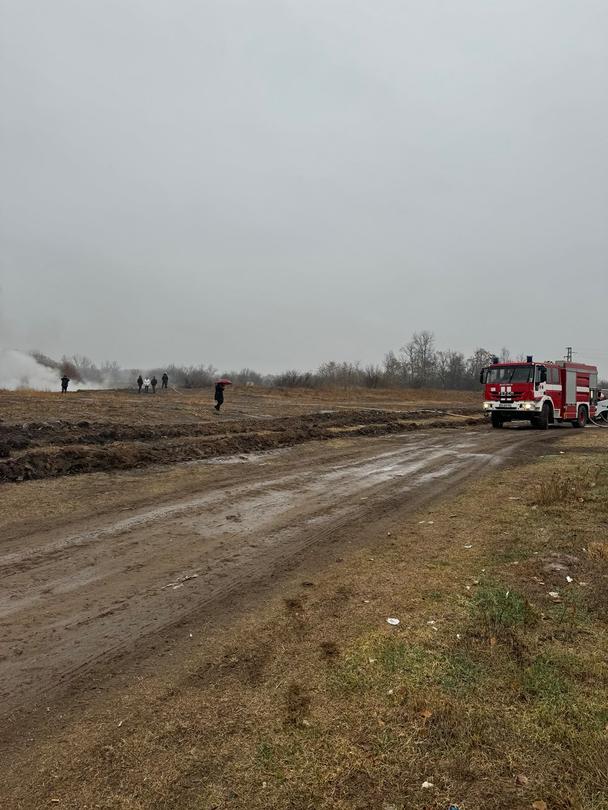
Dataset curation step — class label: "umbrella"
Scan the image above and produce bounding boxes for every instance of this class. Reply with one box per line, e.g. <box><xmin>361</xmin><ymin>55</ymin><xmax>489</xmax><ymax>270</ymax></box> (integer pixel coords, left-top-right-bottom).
<box><xmin>215</xmin><ymin>378</ymin><xmax>232</xmax><ymax>385</ymax></box>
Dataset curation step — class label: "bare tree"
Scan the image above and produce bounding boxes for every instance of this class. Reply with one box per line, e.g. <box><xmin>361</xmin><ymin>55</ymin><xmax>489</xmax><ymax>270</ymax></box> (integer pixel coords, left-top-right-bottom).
<box><xmin>382</xmin><ymin>350</ymin><xmax>403</xmax><ymax>387</ymax></box>
<box><xmin>436</xmin><ymin>350</ymin><xmax>467</xmax><ymax>389</ymax></box>
<box><xmin>401</xmin><ymin>331</ymin><xmax>436</xmax><ymax>388</ymax></box>
<box><xmin>466</xmin><ymin>348</ymin><xmax>494</xmax><ymax>385</ymax></box>
<box><xmin>363</xmin><ymin>364</ymin><xmax>382</xmax><ymax>388</ymax></box>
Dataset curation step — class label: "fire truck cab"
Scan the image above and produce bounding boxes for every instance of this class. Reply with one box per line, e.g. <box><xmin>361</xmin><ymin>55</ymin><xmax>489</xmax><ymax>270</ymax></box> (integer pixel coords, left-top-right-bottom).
<box><xmin>480</xmin><ymin>357</ymin><xmax>599</xmax><ymax>429</ymax></box>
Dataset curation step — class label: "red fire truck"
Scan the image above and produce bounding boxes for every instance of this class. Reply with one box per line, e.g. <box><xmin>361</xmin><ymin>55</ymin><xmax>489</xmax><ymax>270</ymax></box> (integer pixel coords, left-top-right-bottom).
<box><xmin>480</xmin><ymin>356</ymin><xmax>599</xmax><ymax>429</ymax></box>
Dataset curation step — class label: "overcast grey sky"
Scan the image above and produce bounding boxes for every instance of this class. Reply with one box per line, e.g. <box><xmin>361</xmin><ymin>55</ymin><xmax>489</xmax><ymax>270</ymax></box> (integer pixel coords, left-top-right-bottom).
<box><xmin>1</xmin><ymin>0</ymin><xmax>607</xmax><ymax>374</ymax></box>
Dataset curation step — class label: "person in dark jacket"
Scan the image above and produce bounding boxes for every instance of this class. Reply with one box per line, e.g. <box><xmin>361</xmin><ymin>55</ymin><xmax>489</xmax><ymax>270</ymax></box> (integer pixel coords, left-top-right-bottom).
<box><xmin>61</xmin><ymin>375</ymin><xmax>70</xmax><ymax>393</ymax></box>
<box><xmin>151</xmin><ymin>376</ymin><xmax>158</xmax><ymax>394</ymax></box>
<box><xmin>214</xmin><ymin>382</ymin><xmax>225</xmax><ymax>412</ymax></box>
<box><xmin>161</xmin><ymin>372</ymin><xmax>169</xmax><ymax>390</ymax></box>
<box><xmin>137</xmin><ymin>374</ymin><xmax>143</xmax><ymax>393</ymax></box>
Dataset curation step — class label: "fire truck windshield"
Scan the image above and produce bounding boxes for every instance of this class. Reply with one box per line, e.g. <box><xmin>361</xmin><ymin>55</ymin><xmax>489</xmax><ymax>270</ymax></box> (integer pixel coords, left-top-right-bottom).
<box><xmin>486</xmin><ymin>365</ymin><xmax>534</xmax><ymax>383</ymax></box>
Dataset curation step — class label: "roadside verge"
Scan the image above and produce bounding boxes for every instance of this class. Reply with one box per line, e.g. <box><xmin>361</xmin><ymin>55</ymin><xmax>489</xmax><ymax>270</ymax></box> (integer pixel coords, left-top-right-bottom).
<box><xmin>2</xmin><ymin>429</ymin><xmax>607</xmax><ymax>810</ymax></box>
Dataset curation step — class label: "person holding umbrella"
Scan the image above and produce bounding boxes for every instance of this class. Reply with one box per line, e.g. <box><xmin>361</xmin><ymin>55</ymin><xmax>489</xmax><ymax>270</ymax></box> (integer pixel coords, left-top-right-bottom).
<box><xmin>214</xmin><ymin>378</ymin><xmax>232</xmax><ymax>412</ymax></box>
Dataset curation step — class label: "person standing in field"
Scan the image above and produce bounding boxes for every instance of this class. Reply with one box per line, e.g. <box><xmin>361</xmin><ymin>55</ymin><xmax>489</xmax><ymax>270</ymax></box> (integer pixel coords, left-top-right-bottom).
<box><xmin>143</xmin><ymin>377</ymin><xmax>150</xmax><ymax>393</ymax></box>
<box><xmin>214</xmin><ymin>381</ymin><xmax>225</xmax><ymax>412</ymax></box>
<box><xmin>151</xmin><ymin>376</ymin><xmax>158</xmax><ymax>393</ymax></box>
<box><xmin>60</xmin><ymin>375</ymin><xmax>70</xmax><ymax>393</ymax></box>
<box><xmin>137</xmin><ymin>374</ymin><xmax>143</xmax><ymax>393</ymax></box>
<box><xmin>161</xmin><ymin>372</ymin><xmax>168</xmax><ymax>390</ymax></box>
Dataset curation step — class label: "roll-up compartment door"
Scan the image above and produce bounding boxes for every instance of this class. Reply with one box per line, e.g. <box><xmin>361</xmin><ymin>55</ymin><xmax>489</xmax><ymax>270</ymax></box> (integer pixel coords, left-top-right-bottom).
<box><xmin>565</xmin><ymin>370</ymin><xmax>577</xmax><ymax>405</ymax></box>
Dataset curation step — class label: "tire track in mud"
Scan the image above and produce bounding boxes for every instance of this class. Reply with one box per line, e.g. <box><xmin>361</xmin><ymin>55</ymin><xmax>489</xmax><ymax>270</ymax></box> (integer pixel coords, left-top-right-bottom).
<box><xmin>0</xmin><ymin>428</ymin><xmax>539</xmax><ymax>719</ymax></box>
<box><xmin>0</xmin><ymin>408</ymin><xmax>484</xmax><ymax>483</ymax></box>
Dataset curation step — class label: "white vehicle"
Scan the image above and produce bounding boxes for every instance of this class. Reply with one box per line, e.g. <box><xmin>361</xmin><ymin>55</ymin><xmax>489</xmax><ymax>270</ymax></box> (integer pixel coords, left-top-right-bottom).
<box><xmin>595</xmin><ymin>396</ymin><xmax>608</xmax><ymax>422</ymax></box>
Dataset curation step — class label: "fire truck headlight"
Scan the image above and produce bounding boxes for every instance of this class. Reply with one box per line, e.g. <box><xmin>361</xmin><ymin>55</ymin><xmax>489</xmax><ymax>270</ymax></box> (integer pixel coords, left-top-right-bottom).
<box><xmin>483</xmin><ymin>402</ymin><xmax>491</xmax><ymax>410</ymax></box>
<box><xmin>523</xmin><ymin>402</ymin><xmax>534</xmax><ymax>410</ymax></box>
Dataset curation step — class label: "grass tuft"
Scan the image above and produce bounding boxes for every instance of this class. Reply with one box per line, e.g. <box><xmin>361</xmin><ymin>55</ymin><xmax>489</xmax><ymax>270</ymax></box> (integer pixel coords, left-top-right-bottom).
<box><xmin>470</xmin><ymin>582</ymin><xmax>536</xmax><ymax>640</ymax></box>
<box><xmin>521</xmin><ymin>655</ymin><xmax>570</xmax><ymax>705</ymax></box>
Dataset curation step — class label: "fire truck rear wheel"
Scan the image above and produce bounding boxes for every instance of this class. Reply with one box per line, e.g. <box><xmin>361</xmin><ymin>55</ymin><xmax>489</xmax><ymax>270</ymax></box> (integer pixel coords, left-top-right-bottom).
<box><xmin>572</xmin><ymin>406</ymin><xmax>588</xmax><ymax>428</ymax></box>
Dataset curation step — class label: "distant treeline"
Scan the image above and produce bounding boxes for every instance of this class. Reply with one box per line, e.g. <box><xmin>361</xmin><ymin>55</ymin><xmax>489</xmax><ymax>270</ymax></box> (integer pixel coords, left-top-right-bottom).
<box><xmin>32</xmin><ymin>333</ymin><xmax>606</xmax><ymax>392</ymax></box>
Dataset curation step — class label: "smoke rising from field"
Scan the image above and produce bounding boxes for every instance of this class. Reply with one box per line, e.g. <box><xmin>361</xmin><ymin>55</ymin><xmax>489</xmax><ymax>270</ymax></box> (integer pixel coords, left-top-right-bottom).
<box><xmin>0</xmin><ymin>349</ymin><xmax>63</xmax><ymax>391</ymax></box>
<box><xmin>0</xmin><ymin>349</ymin><xmax>111</xmax><ymax>391</ymax></box>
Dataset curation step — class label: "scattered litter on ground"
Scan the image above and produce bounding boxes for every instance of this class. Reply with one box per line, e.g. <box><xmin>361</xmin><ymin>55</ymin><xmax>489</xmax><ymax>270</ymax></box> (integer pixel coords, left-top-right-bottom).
<box><xmin>532</xmin><ymin>801</ymin><xmax>548</xmax><ymax>810</ymax></box>
<box><xmin>566</xmin><ymin>575</ymin><xmax>573</xmax><ymax>583</ymax></box>
<box><xmin>508</xmin><ymin>496</ymin><xmax>521</xmax><ymax>500</ymax></box>
<box><xmin>386</xmin><ymin>617</ymin><xmax>400</xmax><ymax>626</ymax></box>
<box><xmin>464</xmin><ymin>544</ymin><xmax>473</xmax><ymax>549</ymax></box>
<box><xmin>163</xmin><ymin>573</ymin><xmax>199</xmax><ymax>589</ymax></box>
<box><xmin>421</xmin><ymin>780</ymin><xmax>434</xmax><ymax>789</ymax></box>
<box><xmin>515</xmin><ymin>774</ymin><xmax>529</xmax><ymax>785</ymax></box>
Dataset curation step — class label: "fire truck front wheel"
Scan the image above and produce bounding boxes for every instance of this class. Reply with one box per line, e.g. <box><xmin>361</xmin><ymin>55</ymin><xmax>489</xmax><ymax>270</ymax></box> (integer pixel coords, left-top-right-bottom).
<box><xmin>532</xmin><ymin>402</ymin><xmax>551</xmax><ymax>430</ymax></box>
<box><xmin>490</xmin><ymin>413</ymin><xmax>504</xmax><ymax>429</ymax></box>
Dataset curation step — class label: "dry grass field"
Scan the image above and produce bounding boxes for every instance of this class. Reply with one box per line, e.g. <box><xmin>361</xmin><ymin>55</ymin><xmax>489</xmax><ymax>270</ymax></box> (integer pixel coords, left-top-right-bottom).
<box><xmin>0</xmin><ymin>385</ymin><xmax>480</xmax><ymax>424</ymax></box>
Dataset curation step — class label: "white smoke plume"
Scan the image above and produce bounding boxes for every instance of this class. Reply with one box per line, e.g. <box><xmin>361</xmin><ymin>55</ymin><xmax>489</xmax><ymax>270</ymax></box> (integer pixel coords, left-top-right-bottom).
<box><xmin>0</xmin><ymin>348</ymin><xmax>61</xmax><ymax>391</ymax></box>
<box><xmin>0</xmin><ymin>348</ymin><xmax>108</xmax><ymax>391</ymax></box>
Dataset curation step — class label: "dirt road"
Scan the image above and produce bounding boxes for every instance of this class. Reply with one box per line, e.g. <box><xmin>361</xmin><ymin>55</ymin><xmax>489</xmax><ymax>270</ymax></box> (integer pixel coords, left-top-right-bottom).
<box><xmin>0</xmin><ymin>426</ymin><xmax>543</xmax><ymax>720</ymax></box>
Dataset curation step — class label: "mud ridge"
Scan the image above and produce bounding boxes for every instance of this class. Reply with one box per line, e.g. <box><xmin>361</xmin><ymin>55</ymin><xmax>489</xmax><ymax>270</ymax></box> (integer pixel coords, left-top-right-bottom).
<box><xmin>0</xmin><ymin>410</ymin><xmax>485</xmax><ymax>484</ymax></box>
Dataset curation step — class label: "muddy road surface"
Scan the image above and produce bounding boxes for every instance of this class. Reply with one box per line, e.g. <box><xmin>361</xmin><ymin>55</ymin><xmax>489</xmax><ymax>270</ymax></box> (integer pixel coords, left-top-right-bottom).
<box><xmin>0</xmin><ymin>427</ymin><xmax>543</xmax><ymax>719</ymax></box>
<box><xmin>0</xmin><ymin>407</ymin><xmax>482</xmax><ymax>483</ymax></box>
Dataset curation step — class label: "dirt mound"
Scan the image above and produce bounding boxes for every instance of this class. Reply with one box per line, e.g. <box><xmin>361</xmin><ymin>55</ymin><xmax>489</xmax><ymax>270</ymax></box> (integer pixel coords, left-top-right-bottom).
<box><xmin>0</xmin><ymin>409</ymin><xmax>485</xmax><ymax>484</ymax></box>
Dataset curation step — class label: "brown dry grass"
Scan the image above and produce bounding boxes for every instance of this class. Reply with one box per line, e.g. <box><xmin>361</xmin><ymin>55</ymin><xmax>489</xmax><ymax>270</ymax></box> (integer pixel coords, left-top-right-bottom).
<box><xmin>0</xmin><ymin>385</ymin><xmax>479</xmax><ymax>425</ymax></box>
<box><xmin>2</xmin><ymin>429</ymin><xmax>608</xmax><ymax>809</ymax></box>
